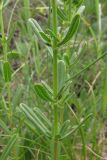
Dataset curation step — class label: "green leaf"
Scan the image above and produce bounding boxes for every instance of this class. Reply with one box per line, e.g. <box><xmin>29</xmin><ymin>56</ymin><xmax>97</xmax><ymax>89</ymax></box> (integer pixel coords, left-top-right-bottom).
<box><xmin>41</xmin><ymin>81</ymin><xmax>53</xmax><ymax>95</ymax></box>
<box><xmin>28</xmin><ymin>18</ymin><xmax>43</xmax><ymax>38</ymax></box>
<box><xmin>60</xmin><ymin>113</ymin><xmax>92</xmax><ymax>140</ymax></box>
<box><xmin>0</xmin><ymin>119</ymin><xmax>10</xmax><ymax>134</ymax></box>
<box><xmin>63</xmin><ymin>53</ymin><xmax>70</xmax><ymax>66</ymax></box>
<box><xmin>28</xmin><ymin>18</ymin><xmax>51</xmax><ymax>45</ymax></box>
<box><xmin>25</xmin><ymin>119</ymin><xmax>38</xmax><ymax>133</ymax></box>
<box><xmin>73</xmin><ymin>0</ymin><xmax>84</xmax><ymax>7</ymax></box>
<box><xmin>34</xmin><ymin>83</ymin><xmax>53</xmax><ymax>102</ymax></box>
<box><xmin>39</xmin><ymin>31</ymin><xmax>51</xmax><ymax>45</ymax></box>
<box><xmin>3</xmin><ymin>61</ymin><xmax>12</xmax><ymax>82</ymax></box>
<box><xmin>57</xmin><ymin>7</ymin><xmax>67</xmax><ymax>21</ymax></box>
<box><xmin>0</xmin><ymin>134</ymin><xmax>18</xmax><ymax>160</ymax></box>
<box><xmin>77</xmin><ymin>5</ymin><xmax>85</xmax><ymax>14</ymax></box>
<box><xmin>34</xmin><ymin>107</ymin><xmax>51</xmax><ymax>128</ymax></box>
<box><xmin>3</xmin><ymin>0</ymin><xmax>10</xmax><ymax>7</ymax></box>
<box><xmin>58</xmin><ymin>14</ymin><xmax>80</xmax><ymax>46</ymax></box>
<box><xmin>28</xmin><ymin>18</ymin><xmax>43</xmax><ymax>32</ymax></box>
<box><xmin>7</xmin><ymin>51</ymin><xmax>20</xmax><ymax>60</ymax></box>
<box><xmin>47</xmin><ymin>29</ymin><xmax>59</xmax><ymax>42</ymax></box>
<box><xmin>20</xmin><ymin>103</ymin><xmax>51</xmax><ymax>136</ymax></box>
<box><xmin>60</xmin><ymin>120</ymin><xmax>71</xmax><ymax>137</ymax></box>
<box><xmin>58</xmin><ymin>60</ymin><xmax>66</xmax><ymax>91</ymax></box>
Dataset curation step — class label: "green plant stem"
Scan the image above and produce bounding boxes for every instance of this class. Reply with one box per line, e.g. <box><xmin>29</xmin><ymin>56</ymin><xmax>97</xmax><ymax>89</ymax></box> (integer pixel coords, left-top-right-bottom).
<box><xmin>0</xmin><ymin>1</ymin><xmax>4</xmax><ymax>34</ymax></box>
<box><xmin>0</xmin><ymin>2</ymin><xmax>12</xmax><ymax>124</ymax></box>
<box><xmin>0</xmin><ymin>1</ymin><xmax>7</xmax><ymax>61</ymax></box>
<box><xmin>51</xmin><ymin>0</ymin><xmax>59</xmax><ymax>159</ymax></box>
<box><xmin>95</xmin><ymin>0</ymin><xmax>102</xmax><ymax>57</ymax></box>
<box><xmin>23</xmin><ymin>0</ymin><xmax>30</xmax><ymax>19</ymax></box>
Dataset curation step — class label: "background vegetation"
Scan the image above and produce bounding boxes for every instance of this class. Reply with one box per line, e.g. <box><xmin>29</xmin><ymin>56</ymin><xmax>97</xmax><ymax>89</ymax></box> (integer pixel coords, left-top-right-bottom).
<box><xmin>0</xmin><ymin>0</ymin><xmax>107</xmax><ymax>159</ymax></box>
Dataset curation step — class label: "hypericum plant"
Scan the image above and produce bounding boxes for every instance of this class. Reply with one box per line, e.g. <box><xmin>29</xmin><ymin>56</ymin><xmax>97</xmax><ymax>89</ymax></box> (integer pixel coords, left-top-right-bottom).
<box><xmin>19</xmin><ymin>0</ymin><xmax>94</xmax><ymax>159</ymax></box>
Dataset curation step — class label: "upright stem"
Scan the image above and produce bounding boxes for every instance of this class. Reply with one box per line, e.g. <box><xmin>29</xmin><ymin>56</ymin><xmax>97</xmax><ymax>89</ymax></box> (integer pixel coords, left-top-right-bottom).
<box><xmin>23</xmin><ymin>0</ymin><xmax>30</xmax><ymax>20</ymax></box>
<box><xmin>95</xmin><ymin>0</ymin><xmax>102</xmax><ymax>57</ymax></box>
<box><xmin>51</xmin><ymin>0</ymin><xmax>59</xmax><ymax>159</ymax></box>
<box><xmin>0</xmin><ymin>1</ymin><xmax>12</xmax><ymax>124</ymax></box>
<box><xmin>0</xmin><ymin>1</ymin><xmax>7</xmax><ymax>61</ymax></box>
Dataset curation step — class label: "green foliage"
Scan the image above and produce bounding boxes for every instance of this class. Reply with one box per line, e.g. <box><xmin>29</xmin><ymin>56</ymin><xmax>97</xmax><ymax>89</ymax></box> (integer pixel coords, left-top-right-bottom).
<box><xmin>34</xmin><ymin>83</ymin><xmax>53</xmax><ymax>101</ymax></box>
<box><xmin>0</xmin><ymin>134</ymin><xmax>18</xmax><ymax>160</ymax></box>
<box><xmin>0</xmin><ymin>0</ymin><xmax>107</xmax><ymax>160</ymax></box>
<box><xmin>58</xmin><ymin>14</ymin><xmax>80</xmax><ymax>46</ymax></box>
<box><xmin>58</xmin><ymin>60</ymin><xmax>66</xmax><ymax>91</ymax></box>
<box><xmin>3</xmin><ymin>61</ymin><xmax>12</xmax><ymax>82</ymax></box>
<box><xmin>20</xmin><ymin>103</ymin><xmax>51</xmax><ymax>136</ymax></box>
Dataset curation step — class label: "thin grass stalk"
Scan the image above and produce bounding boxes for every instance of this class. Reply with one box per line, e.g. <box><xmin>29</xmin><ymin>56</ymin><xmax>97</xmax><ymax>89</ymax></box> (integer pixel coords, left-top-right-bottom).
<box><xmin>0</xmin><ymin>0</ymin><xmax>7</xmax><ymax>61</ymax></box>
<box><xmin>0</xmin><ymin>0</ymin><xmax>12</xmax><ymax>124</ymax></box>
<box><xmin>95</xmin><ymin>0</ymin><xmax>102</xmax><ymax>57</ymax></box>
<box><xmin>7</xmin><ymin>0</ymin><xmax>19</xmax><ymax>35</ymax></box>
<box><xmin>68</xmin><ymin>104</ymin><xmax>86</xmax><ymax>160</ymax></box>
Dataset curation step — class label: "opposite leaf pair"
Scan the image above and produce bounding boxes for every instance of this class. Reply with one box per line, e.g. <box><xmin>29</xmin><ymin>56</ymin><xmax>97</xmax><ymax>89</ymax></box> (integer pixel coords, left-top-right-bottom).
<box><xmin>28</xmin><ymin>14</ymin><xmax>81</xmax><ymax>48</ymax></box>
<box><xmin>20</xmin><ymin>103</ymin><xmax>92</xmax><ymax>140</ymax></box>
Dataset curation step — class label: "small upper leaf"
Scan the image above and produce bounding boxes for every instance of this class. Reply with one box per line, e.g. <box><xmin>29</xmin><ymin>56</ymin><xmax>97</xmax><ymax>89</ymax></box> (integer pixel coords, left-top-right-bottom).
<box><xmin>58</xmin><ymin>14</ymin><xmax>80</xmax><ymax>46</ymax></box>
<box><xmin>28</xmin><ymin>18</ymin><xmax>51</xmax><ymax>45</ymax></box>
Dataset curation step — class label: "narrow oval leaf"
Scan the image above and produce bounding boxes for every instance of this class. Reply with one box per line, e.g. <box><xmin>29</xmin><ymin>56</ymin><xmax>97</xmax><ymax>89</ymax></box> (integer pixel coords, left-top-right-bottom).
<box><xmin>28</xmin><ymin>18</ymin><xmax>43</xmax><ymax>39</ymax></box>
<box><xmin>58</xmin><ymin>14</ymin><xmax>80</xmax><ymax>46</ymax></box>
<box><xmin>28</xmin><ymin>18</ymin><xmax>43</xmax><ymax>32</ymax></box>
<box><xmin>3</xmin><ymin>61</ymin><xmax>12</xmax><ymax>82</ymax></box>
<box><xmin>58</xmin><ymin>60</ymin><xmax>66</xmax><ymax>91</ymax></box>
<box><xmin>0</xmin><ymin>134</ymin><xmax>18</xmax><ymax>160</ymax></box>
<box><xmin>34</xmin><ymin>83</ymin><xmax>53</xmax><ymax>101</ymax></box>
<box><xmin>28</xmin><ymin>18</ymin><xmax>51</xmax><ymax>45</ymax></box>
<box><xmin>20</xmin><ymin>103</ymin><xmax>50</xmax><ymax>136</ymax></box>
<box><xmin>34</xmin><ymin>107</ymin><xmax>52</xmax><ymax>128</ymax></box>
